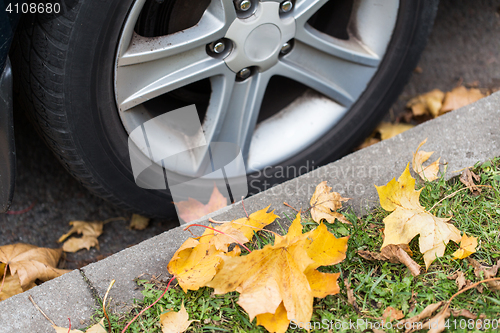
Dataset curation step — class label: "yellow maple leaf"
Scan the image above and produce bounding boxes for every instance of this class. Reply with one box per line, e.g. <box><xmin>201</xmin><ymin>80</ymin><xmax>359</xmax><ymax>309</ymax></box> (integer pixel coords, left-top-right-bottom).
<box><xmin>206</xmin><ymin>213</ymin><xmax>348</xmax><ymax>332</ymax></box>
<box><xmin>406</xmin><ymin>89</ymin><xmax>445</xmax><ymax>117</ymax></box>
<box><xmin>310</xmin><ymin>181</ymin><xmax>349</xmax><ymax>224</ymax></box>
<box><xmin>175</xmin><ymin>185</ymin><xmax>228</xmax><ymax>223</ymax></box>
<box><xmin>376</xmin><ymin>164</ymin><xmax>461</xmax><ymax>269</ymax></box>
<box><xmin>167</xmin><ymin>207</ymin><xmax>278</xmax><ymax>291</ymax></box>
<box><xmin>53</xmin><ymin>318</ymin><xmax>106</xmax><ymax>333</ymax></box>
<box><xmin>0</xmin><ymin>244</ymin><xmax>70</xmax><ymax>292</ymax></box>
<box><xmin>452</xmin><ymin>234</ymin><xmax>478</xmax><ymax>259</ymax></box>
<box><xmin>160</xmin><ymin>302</ymin><xmax>193</xmax><ymax>333</ymax></box>
<box><xmin>412</xmin><ymin>139</ymin><xmax>441</xmax><ymax>181</ymax></box>
<box><xmin>440</xmin><ymin>86</ymin><xmax>485</xmax><ymax>114</ymax></box>
<box><xmin>58</xmin><ymin>221</ymin><xmax>104</xmax><ymax>252</ymax></box>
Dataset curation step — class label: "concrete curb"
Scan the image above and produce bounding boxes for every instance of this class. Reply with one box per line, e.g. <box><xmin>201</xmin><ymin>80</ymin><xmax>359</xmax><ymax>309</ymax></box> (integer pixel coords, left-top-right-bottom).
<box><xmin>1</xmin><ymin>91</ymin><xmax>499</xmax><ymax>332</ymax></box>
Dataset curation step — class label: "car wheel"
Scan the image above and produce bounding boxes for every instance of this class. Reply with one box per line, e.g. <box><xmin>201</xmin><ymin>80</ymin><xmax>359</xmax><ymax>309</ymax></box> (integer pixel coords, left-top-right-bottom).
<box><xmin>14</xmin><ymin>0</ymin><xmax>438</xmax><ymax>218</ymax></box>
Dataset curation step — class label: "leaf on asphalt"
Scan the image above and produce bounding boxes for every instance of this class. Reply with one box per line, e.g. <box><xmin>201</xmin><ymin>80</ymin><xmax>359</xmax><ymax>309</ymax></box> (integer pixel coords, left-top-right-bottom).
<box><xmin>175</xmin><ymin>185</ymin><xmax>228</xmax><ymax>223</ymax></box>
<box><xmin>376</xmin><ymin>122</ymin><xmax>415</xmax><ymax>141</ymax></box>
<box><xmin>406</xmin><ymin>89</ymin><xmax>445</xmax><ymax>118</ymax></box>
<box><xmin>206</xmin><ymin>213</ymin><xmax>348</xmax><ymax>332</ymax></box>
<box><xmin>58</xmin><ymin>221</ymin><xmax>104</xmax><ymax>252</ymax></box>
<box><xmin>412</xmin><ymin>138</ymin><xmax>440</xmax><ymax>181</ymax></box>
<box><xmin>160</xmin><ymin>302</ymin><xmax>193</xmax><ymax>333</ymax></box>
<box><xmin>53</xmin><ymin>318</ymin><xmax>106</xmax><ymax>333</ymax></box>
<box><xmin>0</xmin><ymin>270</ymin><xmax>24</xmax><ymax>301</ymax></box>
<box><xmin>459</xmin><ymin>168</ymin><xmax>481</xmax><ymax>194</ymax></box>
<box><xmin>440</xmin><ymin>86</ymin><xmax>485</xmax><ymax>114</ymax></box>
<box><xmin>167</xmin><ymin>207</ymin><xmax>278</xmax><ymax>291</ymax></box>
<box><xmin>358</xmin><ymin>244</ymin><xmax>421</xmax><ymax>276</ymax></box>
<box><xmin>467</xmin><ymin>258</ymin><xmax>500</xmax><ymax>293</ymax></box>
<box><xmin>0</xmin><ymin>243</ymin><xmax>70</xmax><ymax>292</ymax></box>
<box><xmin>381</xmin><ymin>306</ymin><xmax>404</xmax><ymax>323</ymax></box>
<box><xmin>376</xmin><ymin>164</ymin><xmax>462</xmax><ymax>269</ymax></box>
<box><xmin>452</xmin><ymin>234</ymin><xmax>478</xmax><ymax>259</ymax></box>
<box><xmin>310</xmin><ymin>181</ymin><xmax>350</xmax><ymax>224</ymax></box>
<box><xmin>129</xmin><ymin>214</ymin><xmax>150</xmax><ymax>230</ymax></box>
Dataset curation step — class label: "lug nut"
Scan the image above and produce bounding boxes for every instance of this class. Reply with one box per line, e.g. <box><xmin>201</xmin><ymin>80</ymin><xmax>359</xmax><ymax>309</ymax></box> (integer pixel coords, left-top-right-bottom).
<box><xmin>280</xmin><ymin>42</ymin><xmax>292</xmax><ymax>55</ymax></box>
<box><xmin>235</xmin><ymin>0</ymin><xmax>252</xmax><ymax>11</ymax></box>
<box><xmin>280</xmin><ymin>0</ymin><xmax>293</xmax><ymax>12</ymax></box>
<box><xmin>237</xmin><ymin>68</ymin><xmax>251</xmax><ymax>80</ymax></box>
<box><xmin>212</xmin><ymin>41</ymin><xmax>226</xmax><ymax>54</ymax></box>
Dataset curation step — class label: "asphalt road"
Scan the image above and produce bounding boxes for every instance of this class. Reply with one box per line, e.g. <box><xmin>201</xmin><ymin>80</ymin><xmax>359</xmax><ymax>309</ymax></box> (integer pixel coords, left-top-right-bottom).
<box><xmin>1</xmin><ymin>0</ymin><xmax>499</xmax><ymax>270</ymax></box>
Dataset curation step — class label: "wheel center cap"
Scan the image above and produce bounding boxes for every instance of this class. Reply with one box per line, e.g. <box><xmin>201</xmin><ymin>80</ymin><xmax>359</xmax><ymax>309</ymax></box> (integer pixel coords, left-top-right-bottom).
<box><xmin>245</xmin><ymin>24</ymin><xmax>281</xmax><ymax>62</ymax></box>
<box><xmin>224</xmin><ymin>2</ymin><xmax>296</xmax><ymax>72</ymax></box>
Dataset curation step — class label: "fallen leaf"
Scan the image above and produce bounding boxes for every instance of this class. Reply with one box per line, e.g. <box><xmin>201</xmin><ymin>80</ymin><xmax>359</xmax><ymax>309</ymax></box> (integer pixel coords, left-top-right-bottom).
<box><xmin>0</xmin><ymin>243</ymin><xmax>70</xmax><ymax>290</ymax></box>
<box><xmin>175</xmin><ymin>185</ymin><xmax>228</xmax><ymax>223</ymax></box>
<box><xmin>452</xmin><ymin>234</ymin><xmax>478</xmax><ymax>259</ymax></box>
<box><xmin>309</xmin><ymin>181</ymin><xmax>349</xmax><ymax>224</ymax></box>
<box><xmin>424</xmin><ymin>306</ymin><xmax>451</xmax><ymax>333</ymax></box>
<box><xmin>0</xmin><ymin>271</ymin><xmax>24</xmax><ymax>301</ymax></box>
<box><xmin>53</xmin><ymin>318</ymin><xmax>106</xmax><ymax>333</ymax></box>
<box><xmin>459</xmin><ymin>168</ymin><xmax>481</xmax><ymax>194</ymax></box>
<box><xmin>467</xmin><ymin>258</ymin><xmax>500</xmax><ymax>292</ymax></box>
<box><xmin>256</xmin><ymin>302</ymin><xmax>290</xmax><ymax>333</ymax></box>
<box><xmin>356</xmin><ymin>137</ymin><xmax>381</xmax><ymax>150</ymax></box>
<box><xmin>129</xmin><ymin>214</ymin><xmax>150</xmax><ymax>230</ymax></box>
<box><xmin>160</xmin><ymin>302</ymin><xmax>193</xmax><ymax>333</ymax></box>
<box><xmin>381</xmin><ymin>306</ymin><xmax>404</xmax><ymax>323</ymax></box>
<box><xmin>451</xmin><ymin>309</ymin><xmax>477</xmax><ymax>320</ymax></box>
<box><xmin>448</xmin><ymin>271</ymin><xmax>467</xmax><ymax>290</ymax></box>
<box><xmin>397</xmin><ymin>301</ymin><xmax>444</xmax><ymax>333</ymax></box>
<box><xmin>358</xmin><ymin>244</ymin><xmax>421</xmax><ymax>276</ymax></box>
<box><xmin>167</xmin><ymin>207</ymin><xmax>278</xmax><ymax>291</ymax></box>
<box><xmin>412</xmin><ymin>139</ymin><xmax>440</xmax><ymax>181</ymax></box>
<box><xmin>206</xmin><ymin>214</ymin><xmax>348</xmax><ymax>330</ymax></box>
<box><xmin>58</xmin><ymin>221</ymin><xmax>104</xmax><ymax>252</ymax></box>
<box><xmin>344</xmin><ymin>278</ymin><xmax>360</xmax><ymax>314</ymax></box>
<box><xmin>376</xmin><ymin>164</ymin><xmax>462</xmax><ymax>269</ymax></box>
<box><xmin>377</xmin><ymin>122</ymin><xmax>415</xmax><ymax>141</ymax></box>
<box><xmin>440</xmin><ymin>86</ymin><xmax>485</xmax><ymax>114</ymax></box>
<box><xmin>406</xmin><ymin>89</ymin><xmax>445</xmax><ymax>118</ymax></box>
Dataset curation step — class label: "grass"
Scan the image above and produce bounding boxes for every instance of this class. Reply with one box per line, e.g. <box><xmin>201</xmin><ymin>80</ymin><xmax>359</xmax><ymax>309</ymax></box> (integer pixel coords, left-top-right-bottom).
<box><xmin>88</xmin><ymin>157</ymin><xmax>500</xmax><ymax>333</ymax></box>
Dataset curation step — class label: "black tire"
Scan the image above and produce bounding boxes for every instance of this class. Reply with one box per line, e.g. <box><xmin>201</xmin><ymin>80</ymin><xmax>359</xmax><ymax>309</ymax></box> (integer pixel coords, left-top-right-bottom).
<box><xmin>12</xmin><ymin>0</ymin><xmax>438</xmax><ymax>218</ymax></box>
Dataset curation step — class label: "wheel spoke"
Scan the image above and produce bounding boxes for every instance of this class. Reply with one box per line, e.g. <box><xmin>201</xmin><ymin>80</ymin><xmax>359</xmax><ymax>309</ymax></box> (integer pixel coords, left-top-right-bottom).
<box><xmin>116</xmin><ymin>48</ymin><xmax>230</xmax><ymax>112</ymax></box>
<box><xmin>293</xmin><ymin>0</ymin><xmax>329</xmax><ymax>26</ymax></box>
<box><xmin>205</xmin><ymin>71</ymin><xmax>271</xmax><ymax>162</ymax></box>
<box><xmin>117</xmin><ymin>0</ymin><xmax>237</xmax><ymax>66</ymax></box>
<box><xmin>295</xmin><ymin>24</ymin><xmax>380</xmax><ymax>67</ymax></box>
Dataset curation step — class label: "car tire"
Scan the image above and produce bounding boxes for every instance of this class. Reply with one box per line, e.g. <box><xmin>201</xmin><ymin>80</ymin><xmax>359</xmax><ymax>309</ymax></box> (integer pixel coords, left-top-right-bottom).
<box><xmin>12</xmin><ymin>0</ymin><xmax>438</xmax><ymax>218</ymax></box>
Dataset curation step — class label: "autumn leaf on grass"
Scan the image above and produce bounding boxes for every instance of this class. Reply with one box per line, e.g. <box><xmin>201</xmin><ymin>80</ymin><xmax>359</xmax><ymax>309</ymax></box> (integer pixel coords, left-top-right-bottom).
<box><xmin>53</xmin><ymin>318</ymin><xmax>106</xmax><ymax>333</ymax></box>
<box><xmin>412</xmin><ymin>139</ymin><xmax>441</xmax><ymax>181</ymax></box>
<box><xmin>440</xmin><ymin>86</ymin><xmax>485</xmax><ymax>114</ymax></box>
<box><xmin>167</xmin><ymin>207</ymin><xmax>278</xmax><ymax>291</ymax></box>
<box><xmin>406</xmin><ymin>89</ymin><xmax>445</xmax><ymax>117</ymax></box>
<box><xmin>452</xmin><ymin>234</ymin><xmax>477</xmax><ymax>259</ymax></box>
<box><xmin>175</xmin><ymin>185</ymin><xmax>227</xmax><ymax>223</ymax></box>
<box><xmin>58</xmin><ymin>221</ymin><xmax>104</xmax><ymax>252</ymax></box>
<box><xmin>0</xmin><ymin>244</ymin><xmax>70</xmax><ymax>300</ymax></box>
<box><xmin>160</xmin><ymin>302</ymin><xmax>193</xmax><ymax>333</ymax></box>
<box><xmin>376</xmin><ymin>122</ymin><xmax>415</xmax><ymax>141</ymax></box>
<box><xmin>376</xmin><ymin>164</ymin><xmax>461</xmax><ymax>269</ymax></box>
<box><xmin>310</xmin><ymin>181</ymin><xmax>349</xmax><ymax>224</ymax></box>
<box><xmin>207</xmin><ymin>214</ymin><xmax>348</xmax><ymax>333</ymax></box>
<box><xmin>467</xmin><ymin>258</ymin><xmax>500</xmax><ymax>293</ymax></box>
<box><xmin>358</xmin><ymin>244</ymin><xmax>421</xmax><ymax>276</ymax></box>
<box><xmin>129</xmin><ymin>214</ymin><xmax>150</xmax><ymax>230</ymax></box>
<box><xmin>381</xmin><ymin>306</ymin><xmax>404</xmax><ymax>324</ymax></box>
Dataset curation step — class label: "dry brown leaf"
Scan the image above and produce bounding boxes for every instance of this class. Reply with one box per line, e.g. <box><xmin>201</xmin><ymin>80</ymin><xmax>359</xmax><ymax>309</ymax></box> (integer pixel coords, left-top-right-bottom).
<box><xmin>398</xmin><ymin>301</ymin><xmax>444</xmax><ymax>333</ymax></box>
<box><xmin>448</xmin><ymin>271</ymin><xmax>467</xmax><ymax>290</ymax></box>
<box><xmin>53</xmin><ymin>318</ymin><xmax>106</xmax><ymax>333</ymax></box>
<box><xmin>377</xmin><ymin>122</ymin><xmax>415</xmax><ymax>141</ymax></box>
<box><xmin>381</xmin><ymin>306</ymin><xmax>404</xmax><ymax>323</ymax></box>
<box><xmin>451</xmin><ymin>309</ymin><xmax>477</xmax><ymax>320</ymax></box>
<box><xmin>59</xmin><ymin>221</ymin><xmax>104</xmax><ymax>252</ymax></box>
<box><xmin>376</xmin><ymin>164</ymin><xmax>461</xmax><ymax>269</ymax></box>
<box><xmin>160</xmin><ymin>302</ymin><xmax>193</xmax><ymax>333</ymax></box>
<box><xmin>129</xmin><ymin>214</ymin><xmax>150</xmax><ymax>230</ymax></box>
<box><xmin>358</xmin><ymin>244</ymin><xmax>421</xmax><ymax>276</ymax></box>
<box><xmin>344</xmin><ymin>278</ymin><xmax>360</xmax><ymax>314</ymax></box>
<box><xmin>175</xmin><ymin>185</ymin><xmax>228</xmax><ymax>223</ymax></box>
<box><xmin>452</xmin><ymin>234</ymin><xmax>478</xmax><ymax>260</ymax></box>
<box><xmin>440</xmin><ymin>86</ymin><xmax>485</xmax><ymax>114</ymax></box>
<box><xmin>412</xmin><ymin>139</ymin><xmax>440</xmax><ymax>181</ymax></box>
<box><xmin>310</xmin><ymin>181</ymin><xmax>349</xmax><ymax>224</ymax></box>
<box><xmin>467</xmin><ymin>258</ymin><xmax>500</xmax><ymax>292</ymax></box>
<box><xmin>460</xmin><ymin>168</ymin><xmax>481</xmax><ymax>194</ymax></box>
<box><xmin>0</xmin><ymin>243</ymin><xmax>70</xmax><ymax>291</ymax></box>
<box><xmin>406</xmin><ymin>89</ymin><xmax>445</xmax><ymax>118</ymax></box>
<box><xmin>0</xmin><ymin>271</ymin><xmax>24</xmax><ymax>301</ymax></box>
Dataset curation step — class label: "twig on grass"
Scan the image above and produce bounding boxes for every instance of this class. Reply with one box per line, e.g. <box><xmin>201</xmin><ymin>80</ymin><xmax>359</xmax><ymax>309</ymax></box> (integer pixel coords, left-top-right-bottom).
<box><xmin>428</xmin><ymin>185</ymin><xmax>492</xmax><ymax>212</ymax></box>
<box><xmin>103</xmin><ymin>279</ymin><xmax>115</xmax><ymax>333</ymax></box>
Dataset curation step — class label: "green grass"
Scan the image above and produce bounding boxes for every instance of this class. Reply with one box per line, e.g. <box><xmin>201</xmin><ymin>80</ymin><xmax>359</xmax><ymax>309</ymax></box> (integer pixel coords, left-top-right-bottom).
<box><xmin>89</xmin><ymin>157</ymin><xmax>500</xmax><ymax>333</ymax></box>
